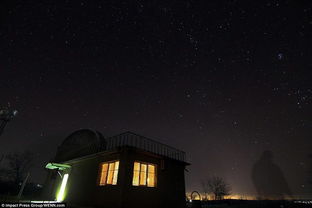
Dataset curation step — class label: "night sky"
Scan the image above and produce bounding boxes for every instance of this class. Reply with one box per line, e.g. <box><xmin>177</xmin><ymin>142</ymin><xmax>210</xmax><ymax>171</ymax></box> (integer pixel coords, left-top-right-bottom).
<box><xmin>1</xmin><ymin>0</ymin><xmax>312</xmax><ymax>199</ymax></box>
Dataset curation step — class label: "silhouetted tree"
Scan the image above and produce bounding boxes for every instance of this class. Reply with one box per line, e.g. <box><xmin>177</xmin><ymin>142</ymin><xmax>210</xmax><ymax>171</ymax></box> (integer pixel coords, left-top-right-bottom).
<box><xmin>4</xmin><ymin>151</ymin><xmax>34</xmax><ymax>185</ymax></box>
<box><xmin>0</xmin><ymin>154</ymin><xmax>4</xmax><ymax>163</ymax></box>
<box><xmin>201</xmin><ymin>176</ymin><xmax>231</xmax><ymax>200</ymax></box>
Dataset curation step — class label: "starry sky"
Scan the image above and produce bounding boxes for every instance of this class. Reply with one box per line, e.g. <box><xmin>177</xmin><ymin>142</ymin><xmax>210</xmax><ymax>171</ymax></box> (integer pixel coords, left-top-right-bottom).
<box><xmin>1</xmin><ymin>0</ymin><xmax>312</xmax><ymax>198</ymax></box>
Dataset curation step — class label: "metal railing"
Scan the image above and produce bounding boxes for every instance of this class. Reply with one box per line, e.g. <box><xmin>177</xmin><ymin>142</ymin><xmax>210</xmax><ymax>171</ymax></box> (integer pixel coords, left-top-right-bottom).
<box><xmin>104</xmin><ymin>132</ymin><xmax>186</xmax><ymax>162</ymax></box>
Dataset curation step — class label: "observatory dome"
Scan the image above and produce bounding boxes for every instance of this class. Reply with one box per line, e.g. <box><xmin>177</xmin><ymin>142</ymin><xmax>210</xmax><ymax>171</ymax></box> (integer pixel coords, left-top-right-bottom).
<box><xmin>55</xmin><ymin>129</ymin><xmax>106</xmax><ymax>162</ymax></box>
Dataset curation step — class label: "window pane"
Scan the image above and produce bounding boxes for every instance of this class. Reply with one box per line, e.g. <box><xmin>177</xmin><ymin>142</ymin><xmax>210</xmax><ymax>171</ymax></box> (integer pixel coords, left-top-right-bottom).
<box><xmin>132</xmin><ymin>162</ymin><xmax>140</xmax><ymax>186</ymax></box>
<box><xmin>112</xmin><ymin>161</ymin><xmax>119</xmax><ymax>185</ymax></box>
<box><xmin>147</xmin><ymin>164</ymin><xmax>156</xmax><ymax>187</ymax></box>
<box><xmin>133</xmin><ymin>162</ymin><xmax>140</xmax><ymax>171</ymax></box>
<box><xmin>106</xmin><ymin>162</ymin><xmax>115</xmax><ymax>184</ymax></box>
<box><xmin>147</xmin><ymin>173</ymin><xmax>155</xmax><ymax>187</ymax></box>
<box><xmin>99</xmin><ymin>163</ymin><xmax>108</xmax><ymax>185</ymax></box>
<box><xmin>139</xmin><ymin>164</ymin><xmax>147</xmax><ymax>185</ymax></box>
<box><xmin>114</xmin><ymin>161</ymin><xmax>119</xmax><ymax>170</ymax></box>
<box><xmin>148</xmin><ymin>164</ymin><xmax>155</xmax><ymax>173</ymax></box>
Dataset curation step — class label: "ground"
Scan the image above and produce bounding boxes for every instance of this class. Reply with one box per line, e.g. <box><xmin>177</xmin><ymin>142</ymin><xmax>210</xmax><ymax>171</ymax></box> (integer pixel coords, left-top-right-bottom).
<box><xmin>187</xmin><ymin>200</ymin><xmax>312</xmax><ymax>208</ymax></box>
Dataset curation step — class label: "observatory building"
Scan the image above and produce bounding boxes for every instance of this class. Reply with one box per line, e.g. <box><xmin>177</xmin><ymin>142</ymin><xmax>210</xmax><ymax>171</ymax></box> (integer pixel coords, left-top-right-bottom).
<box><xmin>43</xmin><ymin>129</ymin><xmax>189</xmax><ymax>208</ymax></box>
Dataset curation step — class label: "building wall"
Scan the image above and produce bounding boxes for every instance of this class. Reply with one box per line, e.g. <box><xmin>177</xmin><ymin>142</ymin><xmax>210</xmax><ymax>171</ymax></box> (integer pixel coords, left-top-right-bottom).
<box><xmin>66</xmin><ymin>151</ymin><xmax>122</xmax><ymax>207</ymax></box>
<box><xmin>120</xmin><ymin>147</ymin><xmax>186</xmax><ymax>208</ymax></box>
<box><xmin>45</xmin><ymin>147</ymin><xmax>187</xmax><ymax>208</ymax></box>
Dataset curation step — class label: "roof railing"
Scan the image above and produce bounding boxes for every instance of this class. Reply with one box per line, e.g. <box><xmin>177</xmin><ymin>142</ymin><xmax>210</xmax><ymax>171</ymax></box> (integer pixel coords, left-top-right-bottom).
<box><xmin>105</xmin><ymin>132</ymin><xmax>186</xmax><ymax>162</ymax></box>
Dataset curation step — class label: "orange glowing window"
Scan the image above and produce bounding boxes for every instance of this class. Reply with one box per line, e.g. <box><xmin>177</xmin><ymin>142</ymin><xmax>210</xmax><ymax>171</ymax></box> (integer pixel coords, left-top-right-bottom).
<box><xmin>99</xmin><ymin>161</ymin><xmax>119</xmax><ymax>186</ymax></box>
<box><xmin>132</xmin><ymin>161</ymin><xmax>156</xmax><ymax>187</ymax></box>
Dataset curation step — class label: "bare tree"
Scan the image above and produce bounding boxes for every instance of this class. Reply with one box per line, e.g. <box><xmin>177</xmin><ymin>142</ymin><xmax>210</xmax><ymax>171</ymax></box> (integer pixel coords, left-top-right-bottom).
<box><xmin>0</xmin><ymin>105</ymin><xmax>18</xmax><ymax>137</ymax></box>
<box><xmin>0</xmin><ymin>154</ymin><xmax>4</xmax><ymax>163</ymax></box>
<box><xmin>201</xmin><ymin>176</ymin><xmax>231</xmax><ymax>200</ymax></box>
<box><xmin>4</xmin><ymin>151</ymin><xmax>34</xmax><ymax>184</ymax></box>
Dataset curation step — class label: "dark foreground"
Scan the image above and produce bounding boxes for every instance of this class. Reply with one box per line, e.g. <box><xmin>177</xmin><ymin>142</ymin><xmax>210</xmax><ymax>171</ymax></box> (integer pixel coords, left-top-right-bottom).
<box><xmin>187</xmin><ymin>200</ymin><xmax>312</xmax><ymax>208</ymax></box>
<box><xmin>1</xmin><ymin>198</ymin><xmax>312</xmax><ymax>208</ymax></box>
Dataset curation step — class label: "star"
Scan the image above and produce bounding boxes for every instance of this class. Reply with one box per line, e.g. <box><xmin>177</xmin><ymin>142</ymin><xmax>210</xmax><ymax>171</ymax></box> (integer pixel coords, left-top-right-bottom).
<box><xmin>277</xmin><ymin>53</ymin><xmax>284</xmax><ymax>60</ymax></box>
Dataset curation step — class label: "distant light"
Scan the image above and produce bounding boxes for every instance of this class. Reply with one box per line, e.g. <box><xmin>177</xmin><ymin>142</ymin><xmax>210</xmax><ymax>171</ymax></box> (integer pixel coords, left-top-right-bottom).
<box><xmin>189</xmin><ymin>199</ymin><xmax>192</xmax><ymax>202</ymax></box>
<box><xmin>277</xmin><ymin>53</ymin><xmax>284</xmax><ymax>60</ymax></box>
<box><xmin>13</xmin><ymin>110</ymin><xmax>18</xmax><ymax>116</ymax></box>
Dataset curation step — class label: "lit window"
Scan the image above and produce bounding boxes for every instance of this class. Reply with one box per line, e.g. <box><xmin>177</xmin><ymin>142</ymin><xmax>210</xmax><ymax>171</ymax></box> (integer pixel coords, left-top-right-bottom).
<box><xmin>132</xmin><ymin>161</ymin><xmax>156</xmax><ymax>187</ymax></box>
<box><xmin>99</xmin><ymin>161</ymin><xmax>119</xmax><ymax>185</ymax></box>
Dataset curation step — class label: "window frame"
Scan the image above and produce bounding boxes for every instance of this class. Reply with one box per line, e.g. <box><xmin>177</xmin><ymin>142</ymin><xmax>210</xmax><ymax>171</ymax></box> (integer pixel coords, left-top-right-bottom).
<box><xmin>132</xmin><ymin>161</ymin><xmax>157</xmax><ymax>188</ymax></box>
<box><xmin>98</xmin><ymin>160</ymin><xmax>120</xmax><ymax>186</ymax></box>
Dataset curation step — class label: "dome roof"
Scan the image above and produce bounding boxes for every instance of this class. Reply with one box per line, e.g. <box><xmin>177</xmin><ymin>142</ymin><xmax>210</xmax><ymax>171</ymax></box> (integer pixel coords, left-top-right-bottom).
<box><xmin>61</xmin><ymin>129</ymin><xmax>103</xmax><ymax>147</ymax></box>
<box><xmin>55</xmin><ymin>129</ymin><xmax>105</xmax><ymax>162</ymax></box>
